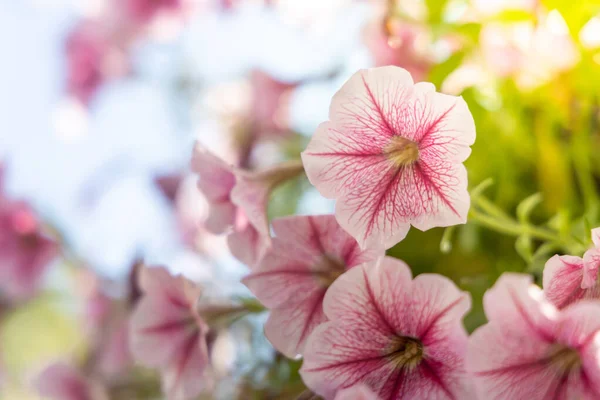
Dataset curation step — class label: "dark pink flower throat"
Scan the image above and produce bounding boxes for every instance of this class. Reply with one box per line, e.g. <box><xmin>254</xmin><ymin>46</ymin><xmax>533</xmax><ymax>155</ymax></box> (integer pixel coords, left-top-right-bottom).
<box><xmin>383</xmin><ymin>136</ymin><xmax>420</xmax><ymax>167</ymax></box>
<box><xmin>385</xmin><ymin>336</ymin><xmax>424</xmax><ymax>369</ymax></box>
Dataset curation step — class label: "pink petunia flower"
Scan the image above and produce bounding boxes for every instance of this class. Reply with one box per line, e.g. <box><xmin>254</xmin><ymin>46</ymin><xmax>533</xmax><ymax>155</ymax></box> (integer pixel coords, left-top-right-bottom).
<box><xmin>543</xmin><ymin>228</ymin><xmax>600</xmax><ymax>308</ymax></box>
<box><xmin>191</xmin><ymin>144</ymin><xmax>303</xmax><ymax>265</ymax></box>
<box><xmin>129</xmin><ymin>266</ymin><xmax>209</xmax><ymax>400</ymax></box>
<box><xmin>301</xmin><ymin>66</ymin><xmax>476</xmax><ymax>250</ymax></box>
<box><xmin>0</xmin><ymin>200</ymin><xmax>59</xmax><ymax>301</ymax></box>
<box><xmin>468</xmin><ymin>273</ymin><xmax>600</xmax><ymax>400</ymax></box>
<box><xmin>300</xmin><ymin>256</ymin><xmax>472</xmax><ymax>399</ymax></box>
<box><xmin>335</xmin><ymin>384</ymin><xmax>381</xmax><ymax>400</ymax></box>
<box><xmin>243</xmin><ymin>215</ymin><xmax>384</xmax><ymax>358</ymax></box>
<box><xmin>35</xmin><ymin>362</ymin><xmax>109</xmax><ymax>400</ymax></box>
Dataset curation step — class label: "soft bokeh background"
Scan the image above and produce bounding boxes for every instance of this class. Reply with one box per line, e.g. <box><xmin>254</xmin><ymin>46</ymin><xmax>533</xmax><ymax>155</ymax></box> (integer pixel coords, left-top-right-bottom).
<box><xmin>1</xmin><ymin>0</ymin><xmax>600</xmax><ymax>398</ymax></box>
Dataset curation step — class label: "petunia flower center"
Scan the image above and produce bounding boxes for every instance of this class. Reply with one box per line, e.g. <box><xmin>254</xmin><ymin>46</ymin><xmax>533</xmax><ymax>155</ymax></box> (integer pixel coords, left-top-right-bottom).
<box><xmin>548</xmin><ymin>344</ymin><xmax>581</xmax><ymax>374</ymax></box>
<box><xmin>314</xmin><ymin>254</ymin><xmax>347</xmax><ymax>287</ymax></box>
<box><xmin>385</xmin><ymin>336</ymin><xmax>424</xmax><ymax>369</ymax></box>
<box><xmin>383</xmin><ymin>136</ymin><xmax>420</xmax><ymax>167</ymax></box>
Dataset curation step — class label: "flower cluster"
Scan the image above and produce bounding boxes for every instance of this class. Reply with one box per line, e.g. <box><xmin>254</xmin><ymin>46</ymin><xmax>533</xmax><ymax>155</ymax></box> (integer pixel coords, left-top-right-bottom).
<box><xmin>189</xmin><ymin>65</ymin><xmax>600</xmax><ymax>400</ymax></box>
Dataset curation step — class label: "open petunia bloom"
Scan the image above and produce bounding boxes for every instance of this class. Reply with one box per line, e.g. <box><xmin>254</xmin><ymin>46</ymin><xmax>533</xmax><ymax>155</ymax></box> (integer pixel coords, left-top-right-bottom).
<box><xmin>0</xmin><ymin>200</ymin><xmax>59</xmax><ymax>301</ymax></box>
<box><xmin>335</xmin><ymin>385</ymin><xmax>381</xmax><ymax>400</ymax></box>
<box><xmin>543</xmin><ymin>228</ymin><xmax>600</xmax><ymax>308</ymax></box>
<box><xmin>301</xmin><ymin>66</ymin><xmax>476</xmax><ymax>250</ymax></box>
<box><xmin>129</xmin><ymin>266</ymin><xmax>209</xmax><ymax>400</ymax></box>
<box><xmin>300</xmin><ymin>256</ymin><xmax>472</xmax><ymax>400</ymax></box>
<box><xmin>243</xmin><ymin>215</ymin><xmax>384</xmax><ymax>358</ymax></box>
<box><xmin>468</xmin><ymin>273</ymin><xmax>600</xmax><ymax>400</ymax></box>
<box><xmin>35</xmin><ymin>362</ymin><xmax>109</xmax><ymax>400</ymax></box>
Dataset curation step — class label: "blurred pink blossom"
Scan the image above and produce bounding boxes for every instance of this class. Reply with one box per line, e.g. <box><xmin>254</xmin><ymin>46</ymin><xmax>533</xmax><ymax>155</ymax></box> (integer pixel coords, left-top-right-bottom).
<box><xmin>129</xmin><ymin>266</ymin><xmax>209</xmax><ymax>400</ymax></box>
<box><xmin>468</xmin><ymin>273</ymin><xmax>600</xmax><ymax>399</ymax></box>
<box><xmin>95</xmin><ymin>315</ymin><xmax>133</xmax><ymax>379</ymax></box>
<box><xmin>480</xmin><ymin>11</ymin><xmax>578</xmax><ymax>88</ymax></box>
<box><xmin>544</xmin><ymin>228</ymin><xmax>600</xmax><ymax>308</ymax></box>
<box><xmin>0</xmin><ymin>200</ymin><xmax>59</xmax><ymax>301</ymax></box>
<box><xmin>124</xmin><ymin>0</ymin><xmax>183</xmax><ymax>24</ymax></box>
<box><xmin>300</xmin><ymin>256</ymin><xmax>472</xmax><ymax>399</ymax></box>
<box><xmin>243</xmin><ymin>215</ymin><xmax>383</xmax><ymax>357</ymax></box>
<box><xmin>65</xmin><ymin>21</ymin><xmax>128</xmax><ymax>105</ymax></box>
<box><xmin>364</xmin><ymin>18</ymin><xmax>430</xmax><ymax>81</ymax></box>
<box><xmin>302</xmin><ymin>66</ymin><xmax>476</xmax><ymax>249</ymax></box>
<box><xmin>249</xmin><ymin>70</ymin><xmax>296</xmax><ymax>137</ymax></box>
<box><xmin>35</xmin><ymin>362</ymin><xmax>109</xmax><ymax>400</ymax></box>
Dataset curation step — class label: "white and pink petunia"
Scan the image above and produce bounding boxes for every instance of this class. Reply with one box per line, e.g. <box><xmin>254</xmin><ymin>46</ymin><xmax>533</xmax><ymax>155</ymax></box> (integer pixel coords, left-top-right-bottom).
<box><xmin>468</xmin><ymin>273</ymin><xmax>600</xmax><ymax>400</ymax></box>
<box><xmin>300</xmin><ymin>256</ymin><xmax>472</xmax><ymax>400</ymax></box>
<box><xmin>243</xmin><ymin>215</ymin><xmax>384</xmax><ymax>358</ymax></box>
<box><xmin>129</xmin><ymin>266</ymin><xmax>209</xmax><ymax>400</ymax></box>
<box><xmin>0</xmin><ymin>199</ymin><xmax>59</xmax><ymax>301</ymax></box>
<box><xmin>543</xmin><ymin>228</ymin><xmax>600</xmax><ymax>308</ymax></box>
<box><xmin>35</xmin><ymin>362</ymin><xmax>109</xmax><ymax>400</ymax></box>
<box><xmin>302</xmin><ymin>66</ymin><xmax>476</xmax><ymax>250</ymax></box>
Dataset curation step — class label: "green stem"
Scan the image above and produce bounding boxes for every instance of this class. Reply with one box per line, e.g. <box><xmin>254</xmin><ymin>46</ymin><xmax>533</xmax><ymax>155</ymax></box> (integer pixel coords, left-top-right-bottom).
<box><xmin>468</xmin><ymin>209</ymin><xmax>557</xmax><ymax>242</ymax></box>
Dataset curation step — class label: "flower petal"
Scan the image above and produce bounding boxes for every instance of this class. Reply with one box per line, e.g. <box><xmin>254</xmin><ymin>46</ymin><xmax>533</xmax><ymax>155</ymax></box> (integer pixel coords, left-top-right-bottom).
<box><xmin>592</xmin><ymin>228</ymin><xmax>600</xmax><ymax>248</ymax></box>
<box><xmin>483</xmin><ymin>273</ymin><xmax>556</xmax><ymax>341</ymax></box>
<box><xmin>230</xmin><ymin>173</ymin><xmax>271</xmax><ymax>235</ymax></box>
<box><xmin>335</xmin><ymin>385</ymin><xmax>380</xmax><ymax>400</ymax></box>
<box><xmin>36</xmin><ymin>363</ymin><xmax>108</xmax><ymax>400</ymax></box>
<box><xmin>583</xmin><ymin>248</ymin><xmax>600</xmax><ymax>289</ymax></box>
<box><xmin>162</xmin><ymin>332</ymin><xmax>210</xmax><ymax>400</ymax></box>
<box><xmin>191</xmin><ymin>144</ymin><xmax>237</xmax><ymax>234</ymax></box>
<box><xmin>226</xmin><ymin>222</ymin><xmax>268</xmax><ymax>268</ymax></box>
<box><xmin>129</xmin><ymin>295</ymin><xmax>196</xmax><ymax>368</ymax></box>
<box><xmin>543</xmin><ymin>255</ymin><xmax>590</xmax><ymax>309</ymax></box>
<box><xmin>264</xmin><ymin>288</ymin><xmax>328</xmax><ymax>358</ymax></box>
